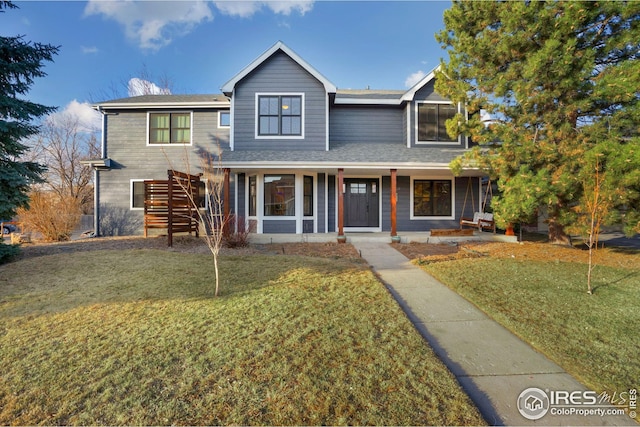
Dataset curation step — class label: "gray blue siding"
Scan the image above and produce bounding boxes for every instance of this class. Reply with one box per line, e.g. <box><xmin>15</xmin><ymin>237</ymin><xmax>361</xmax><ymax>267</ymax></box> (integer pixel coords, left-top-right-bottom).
<box><xmin>329</xmin><ymin>106</ymin><xmax>403</xmax><ymax>144</ymax></box>
<box><xmin>233</xmin><ymin>51</ymin><xmax>327</xmax><ymax>151</ymax></box>
<box><xmin>98</xmin><ymin>108</ymin><xmax>231</xmax><ymax>235</ymax></box>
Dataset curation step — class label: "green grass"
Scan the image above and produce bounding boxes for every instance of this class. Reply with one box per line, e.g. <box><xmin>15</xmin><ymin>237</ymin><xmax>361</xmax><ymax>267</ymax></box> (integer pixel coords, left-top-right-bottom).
<box><xmin>0</xmin><ymin>250</ymin><xmax>484</xmax><ymax>425</ymax></box>
<box><xmin>420</xmin><ymin>256</ymin><xmax>640</xmax><ymax>394</ymax></box>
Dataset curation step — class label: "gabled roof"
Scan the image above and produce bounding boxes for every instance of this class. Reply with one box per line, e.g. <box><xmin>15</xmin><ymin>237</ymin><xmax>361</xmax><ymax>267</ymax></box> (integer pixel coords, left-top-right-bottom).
<box><xmin>94</xmin><ymin>94</ymin><xmax>229</xmax><ymax>110</ymax></box>
<box><xmin>401</xmin><ymin>65</ymin><xmax>440</xmax><ymax>102</ymax></box>
<box><xmin>220</xmin><ymin>41</ymin><xmax>337</xmax><ymax>95</ymax></box>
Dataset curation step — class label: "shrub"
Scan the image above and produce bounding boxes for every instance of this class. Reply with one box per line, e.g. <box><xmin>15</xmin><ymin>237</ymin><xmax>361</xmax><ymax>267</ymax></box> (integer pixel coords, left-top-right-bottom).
<box><xmin>223</xmin><ymin>215</ymin><xmax>252</xmax><ymax>248</ymax></box>
<box><xmin>99</xmin><ymin>204</ymin><xmax>142</xmax><ymax>236</ymax></box>
<box><xmin>17</xmin><ymin>191</ymin><xmax>81</xmax><ymax>242</ymax></box>
<box><xmin>0</xmin><ymin>242</ymin><xmax>20</xmax><ymax>265</ymax></box>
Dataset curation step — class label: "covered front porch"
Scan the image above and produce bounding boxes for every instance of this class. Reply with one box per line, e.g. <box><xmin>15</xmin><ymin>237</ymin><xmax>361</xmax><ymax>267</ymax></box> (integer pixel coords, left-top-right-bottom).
<box><xmin>227</xmin><ymin>164</ymin><xmax>489</xmax><ymax>238</ymax></box>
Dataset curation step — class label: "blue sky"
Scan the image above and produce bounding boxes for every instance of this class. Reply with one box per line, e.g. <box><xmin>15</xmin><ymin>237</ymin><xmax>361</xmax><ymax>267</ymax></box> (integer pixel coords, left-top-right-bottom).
<box><xmin>3</xmin><ymin>1</ymin><xmax>451</xmax><ymax>125</ymax></box>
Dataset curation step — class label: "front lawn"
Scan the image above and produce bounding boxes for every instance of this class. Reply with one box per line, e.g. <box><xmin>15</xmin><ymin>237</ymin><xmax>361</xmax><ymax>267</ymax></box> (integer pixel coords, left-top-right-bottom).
<box><xmin>413</xmin><ymin>242</ymin><xmax>639</xmax><ymax>395</ymax></box>
<box><xmin>0</xmin><ymin>248</ymin><xmax>484</xmax><ymax>425</ymax></box>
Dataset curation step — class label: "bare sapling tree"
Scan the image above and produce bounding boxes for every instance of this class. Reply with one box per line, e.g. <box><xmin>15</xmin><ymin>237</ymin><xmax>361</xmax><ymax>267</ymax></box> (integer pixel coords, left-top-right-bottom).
<box><xmin>164</xmin><ymin>144</ymin><xmax>228</xmax><ymax>297</ymax></box>
<box><xmin>584</xmin><ymin>157</ymin><xmax>604</xmax><ymax>295</ymax></box>
<box><xmin>569</xmin><ymin>152</ymin><xmax>613</xmax><ymax>295</ymax></box>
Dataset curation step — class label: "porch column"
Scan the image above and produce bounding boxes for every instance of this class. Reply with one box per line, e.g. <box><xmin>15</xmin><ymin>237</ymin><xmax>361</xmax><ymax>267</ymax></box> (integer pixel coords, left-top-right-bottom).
<box><xmin>223</xmin><ymin>168</ymin><xmax>231</xmax><ymax>224</ymax></box>
<box><xmin>337</xmin><ymin>168</ymin><xmax>345</xmax><ymax>241</ymax></box>
<box><xmin>390</xmin><ymin>169</ymin><xmax>397</xmax><ymax>238</ymax></box>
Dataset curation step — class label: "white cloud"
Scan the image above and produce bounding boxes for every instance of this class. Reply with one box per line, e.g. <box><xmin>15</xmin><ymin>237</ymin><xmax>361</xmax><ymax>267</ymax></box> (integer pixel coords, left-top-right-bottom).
<box><xmin>214</xmin><ymin>1</ymin><xmax>314</xmax><ymax>17</ymax></box>
<box><xmin>404</xmin><ymin>70</ymin><xmax>426</xmax><ymax>89</ymax></box>
<box><xmin>84</xmin><ymin>0</ymin><xmax>214</xmax><ymax>51</ymax></box>
<box><xmin>84</xmin><ymin>1</ymin><xmax>314</xmax><ymax>49</ymax></box>
<box><xmin>48</xmin><ymin>100</ymin><xmax>102</xmax><ymax>133</ymax></box>
<box><xmin>128</xmin><ymin>78</ymin><xmax>172</xmax><ymax>97</ymax></box>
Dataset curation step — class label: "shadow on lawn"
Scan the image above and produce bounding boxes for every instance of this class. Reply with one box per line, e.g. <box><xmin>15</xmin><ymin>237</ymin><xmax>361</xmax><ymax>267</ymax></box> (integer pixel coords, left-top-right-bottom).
<box><xmin>0</xmin><ymin>248</ymin><xmax>362</xmax><ymax>319</ymax></box>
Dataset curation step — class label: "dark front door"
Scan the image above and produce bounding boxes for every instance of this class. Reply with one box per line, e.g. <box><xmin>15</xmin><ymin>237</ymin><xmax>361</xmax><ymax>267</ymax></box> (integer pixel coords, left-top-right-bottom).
<box><xmin>344</xmin><ymin>179</ymin><xmax>379</xmax><ymax>228</ymax></box>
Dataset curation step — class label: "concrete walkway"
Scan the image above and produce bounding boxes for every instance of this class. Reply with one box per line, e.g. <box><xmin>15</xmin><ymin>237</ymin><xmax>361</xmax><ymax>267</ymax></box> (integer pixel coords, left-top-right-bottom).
<box><xmin>351</xmin><ymin>242</ymin><xmax>634</xmax><ymax>426</ymax></box>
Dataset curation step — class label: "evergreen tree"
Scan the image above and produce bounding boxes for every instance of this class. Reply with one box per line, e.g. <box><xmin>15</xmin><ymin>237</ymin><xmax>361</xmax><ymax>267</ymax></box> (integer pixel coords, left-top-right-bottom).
<box><xmin>0</xmin><ymin>1</ymin><xmax>59</xmax><ymax>221</ymax></box>
<box><xmin>436</xmin><ymin>1</ymin><xmax>640</xmax><ymax>243</ymax></box>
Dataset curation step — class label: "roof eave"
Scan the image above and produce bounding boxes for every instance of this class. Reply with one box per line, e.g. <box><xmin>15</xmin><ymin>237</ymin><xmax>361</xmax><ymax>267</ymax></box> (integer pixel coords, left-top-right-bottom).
<box><xmin>93</xmin><ymin>101</ymin><xmax>230</xmax><ymax>110</ymax></box>
<box><xmin>401</xmin><ymin>64</ymin><xmax>441</xmax><ymax>102</ymax></box>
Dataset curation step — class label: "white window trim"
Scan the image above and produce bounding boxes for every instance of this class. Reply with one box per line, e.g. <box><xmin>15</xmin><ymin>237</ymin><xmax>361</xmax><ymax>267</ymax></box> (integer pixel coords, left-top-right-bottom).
<box><xmin>146</xmin><ymin>111</ymin><xmax>194</xmax><ymax>146</ymax></box>
<box><xmin>130</xmin><ymin>179</ymin><xmax>149</xmax><ymax>210</ymax></box>
<box><xmin>414</xmin><ymin>101</ymin><xmax>461</xmax><ymax>146</ymax></box>
<box><xmin>409</xmin><ymin>176</ymin><xmax>456</xmax><ymax>220</ymax></box>
<box><xmin>218</xmin><ymin>110</ymin><xmax>230</xmax><ymax>128</ymax></box>
<box><xmin>255</xmin><ymin>92</ymin><xmax>305</xmax><ymax>140</ymax></box>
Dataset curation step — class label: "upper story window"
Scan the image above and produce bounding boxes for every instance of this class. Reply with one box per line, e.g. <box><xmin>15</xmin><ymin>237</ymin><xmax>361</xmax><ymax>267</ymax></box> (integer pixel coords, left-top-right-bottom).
<box><xmin>416</xmin><ymin>102</ymin><xmax>457</xmax><ymax>143</ymax></box>
<box><xmin>148</xmin><ymin>112</ymin><xmax>191</xmax><ymax>145</ymax></box>
<box><xmin>256</xmin><ymin>94</ymin><xmax>303</xmax><ymax>138</ymax></box>
<box><xmin>219</xmin><ymin>111</ymin><xmax>230</xmax><ymax>128</ymax></box>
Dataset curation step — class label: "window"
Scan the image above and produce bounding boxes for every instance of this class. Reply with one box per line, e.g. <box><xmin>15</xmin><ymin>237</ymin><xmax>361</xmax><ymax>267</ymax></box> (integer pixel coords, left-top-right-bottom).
<box><xmin>248</xmin><ymin>175</ymin><xmax>257</xmax><ymax>217</ymax></box>
<box><xmin>149</xmin><ymin>112</ymin><xmax>191</xmax><ymax>144</ymax></box>
<box><xmin>417</xmin><ymin>103</ymin><xmax>457</xmax><ymax>143</ymax></box>
<box><xmin>413</xmin><ymin>179</ymin><xmax>452</xmax><ymax>217</ymax></box>
<box><xmin>264</xmin><ymin>174</ymin><xmax>295</xmax><ymax>216</ymax></box>
<box><xmin>303</xmin><ymin>175</ymin><xmax>313</xmax><ymax>216</ymax></box>
<box><xmin>219</xmin><ymin>111</ymin><xmax>230</xmax><ymax>128</ymax></box>
<box><xmin>257</xmin><ymin>95</ymin><xmax>302</xmax><ymax>136</ymax></box>
<box><xmin>131</xmin><ymin>180</ymin><xmax>145</xmax><ymax>209</ymax></box>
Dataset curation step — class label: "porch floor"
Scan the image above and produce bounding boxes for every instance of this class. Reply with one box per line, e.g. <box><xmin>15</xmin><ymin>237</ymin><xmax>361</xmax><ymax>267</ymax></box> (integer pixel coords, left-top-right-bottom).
<box><xmin>248</xmin><ymin>231</ymin><xmax>518</xmax><ymax>244</ymax></box>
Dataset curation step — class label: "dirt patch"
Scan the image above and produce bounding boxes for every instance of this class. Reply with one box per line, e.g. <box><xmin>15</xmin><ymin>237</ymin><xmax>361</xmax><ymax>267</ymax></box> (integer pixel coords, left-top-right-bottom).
<box><xmin>393</xmin><ymin>241</ymin><xmax>639</xmax><ymax>270</ymax></box>
<box><xmin>15</xmin><ymin>235</ymin><xmax>363</xmax><ymax>263</ymax></box>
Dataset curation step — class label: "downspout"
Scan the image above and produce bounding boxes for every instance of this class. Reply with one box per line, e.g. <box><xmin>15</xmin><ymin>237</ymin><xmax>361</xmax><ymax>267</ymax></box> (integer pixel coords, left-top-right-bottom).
<box><xmin>94</xmin><ymin>105</ymin><xmax>107</xmax><ymax>236</ymax></box>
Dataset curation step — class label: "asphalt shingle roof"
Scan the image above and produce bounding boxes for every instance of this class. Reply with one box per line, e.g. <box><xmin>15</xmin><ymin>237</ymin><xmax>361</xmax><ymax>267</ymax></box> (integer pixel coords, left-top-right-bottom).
<box><xmin>222</xmin><ymin>141</ymin><xmax>466</xmax><ymax>166</ymax></box>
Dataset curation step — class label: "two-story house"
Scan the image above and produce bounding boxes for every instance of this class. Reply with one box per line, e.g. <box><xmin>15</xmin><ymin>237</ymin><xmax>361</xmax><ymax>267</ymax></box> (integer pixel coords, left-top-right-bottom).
<box><xmin>88</xmin><ymin>41</ymin><xmax>486</xmax><ymax>239</ymax></box>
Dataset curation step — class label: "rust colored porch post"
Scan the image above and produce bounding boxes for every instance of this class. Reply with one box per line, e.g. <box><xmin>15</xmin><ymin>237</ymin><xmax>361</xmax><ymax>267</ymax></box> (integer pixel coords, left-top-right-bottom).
<box><xmin>390</xmin><ymin>169</ymin><xmax>397</xmax><ymax>239</ymax></box>
<box><xmin>223</xmin><ymin>168</ymin><xmax>230</xmax><ymax>230</ymax></box>
<box><xmin>337</xmin><ymin>168</ymin><xmax>345</xmax><ymax>242</ymax></box>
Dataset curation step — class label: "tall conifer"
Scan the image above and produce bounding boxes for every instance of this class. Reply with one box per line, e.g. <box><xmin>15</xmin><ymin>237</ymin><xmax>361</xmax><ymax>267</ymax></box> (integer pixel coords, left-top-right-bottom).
<box><xmin>437</xmin><ymin>1</ymin><xmax>640</xmax><ymax>243</ymax></box>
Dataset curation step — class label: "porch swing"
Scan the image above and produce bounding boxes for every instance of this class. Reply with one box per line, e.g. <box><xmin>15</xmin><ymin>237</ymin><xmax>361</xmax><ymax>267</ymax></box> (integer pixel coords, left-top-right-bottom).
<box><xmin>459</xmin><ymin>177</ymin><xmax>496</xmax><ymax>233</ymax></box>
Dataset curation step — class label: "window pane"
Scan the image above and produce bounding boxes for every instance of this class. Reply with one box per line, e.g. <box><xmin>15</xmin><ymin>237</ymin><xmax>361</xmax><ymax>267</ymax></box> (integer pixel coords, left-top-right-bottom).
<box><xmin>150</xmin><ymin>113</ymin><xmax>169</xmax><ymax>129</ymax></box>
<box><xmin>414</xmin><ymin>180</ymin><xmax>432</xmax><ymax>216</ymax></box>
<box><xmin>132</xmin><ymin>181</ymin><xmax>145</xmax><ymax>208</ymax></box>
<box><xmin>432</xmin><ymin>181</ymin><xmax>452</xmax><ymax>215</ymax></box>
<box><xmin>281</xmin><ymin>96</ymin><xmax>301</xmax><ymax>116</ymax></box>
<box><xmin>417</xmin><ymin>104</ymin><xmax>437</xmax><ymax>141</ymax></box>
<box><xmin>304</xmin><ymin>175</ymin><xmax>313</xmax><ymax>216</ymax></box>
<box><xmin>172</xmin><ymin>129</ymin><xmax>190</xmax><ymax>143</ymax></box>
<box><xmin>281</xmin><ymin>116</ymin><xmax>301</xmax><ymax>135</ymax></box>
<box><xmin>264</xmin><ymin>174</ymin><xmax>295</xmax><ymax>216</ymax></box>
<box><xmin>249</xmin><ymin>175</ymin><xmax>257</xmax><ymax>217</ymax></box>
<box><xmin>149</xmin><ymin>113</ymin><xmax>169</xmax><ymax>144</ymax></box>
<box><xmin>219</xmin><ymin>111</ymin><xmax>230</xmax><ymax>127</ymax></box>
<box><xmin>150</xmin><ymin>129</ymin><xmax>169</xmax><ymax>144</ymax></box>
<box><xmin>438</xmin><ymin>104</ymin><xmax>456</xmax><ymax>142</ymax></box>
<box><xmin>260</xmin><ymin>116</ymin><xmax>279</xmax><ymax>135</ymax></box>
<box><xmin>259</xmin><ymin>97</ymin><xmax>279</xmax><ymax>115</ymax></box>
